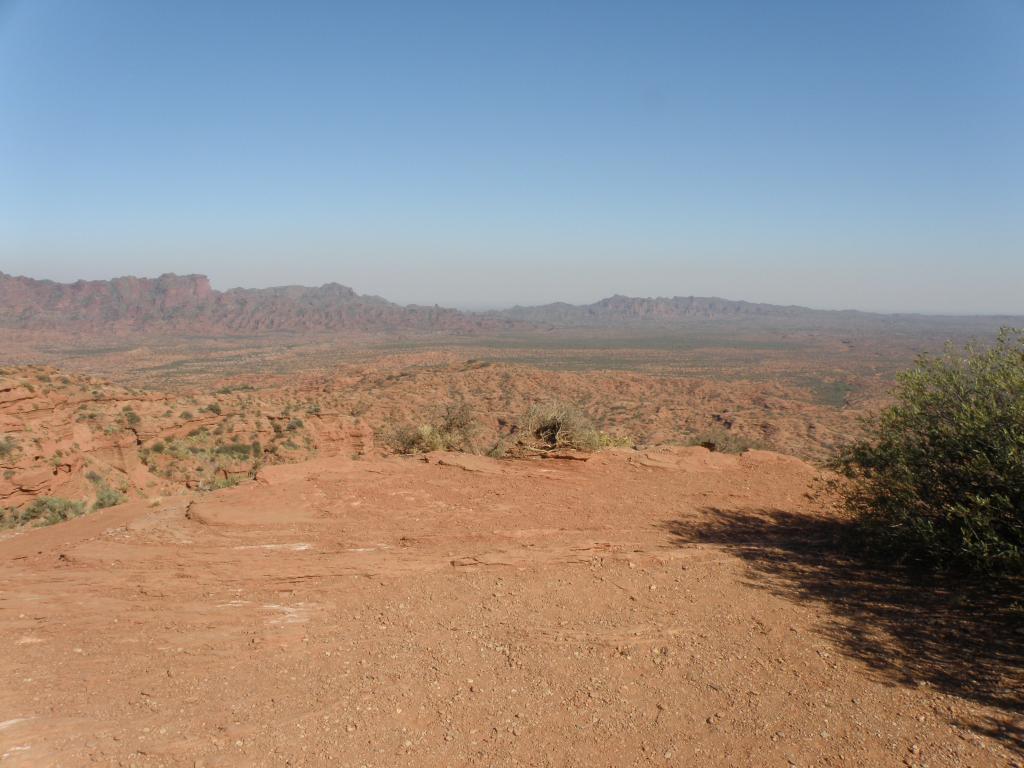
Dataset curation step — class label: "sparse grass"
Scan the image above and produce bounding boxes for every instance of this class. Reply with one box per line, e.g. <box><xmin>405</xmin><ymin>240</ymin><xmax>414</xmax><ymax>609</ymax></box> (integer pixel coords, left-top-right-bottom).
<box><xmin>200</xmin><ymin>475</ymin><xmax>239</xmax><ymax>492</ymax></box>
<box><xmin>215</xmin><ymin>384</ymin><xmax>255</xmax><ymax>394</ymax></box>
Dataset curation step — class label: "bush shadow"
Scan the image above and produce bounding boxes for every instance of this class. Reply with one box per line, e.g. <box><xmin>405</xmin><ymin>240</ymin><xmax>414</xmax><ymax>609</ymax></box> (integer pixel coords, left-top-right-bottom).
<box><xmin>664</xmin><ymin>508</ymin><xmax>1023</xmax><ymax>750</ymax></box>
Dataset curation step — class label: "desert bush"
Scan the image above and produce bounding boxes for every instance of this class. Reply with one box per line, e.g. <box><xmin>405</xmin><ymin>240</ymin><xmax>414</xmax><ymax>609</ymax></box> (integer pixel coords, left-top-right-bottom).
<box><xmin>9</xmin><ymin>497</ymin><xmax>86</xmax><ymax>526</ymax></box>
<box><xmin>516</xmin><ymin>402</ymin><xmax>603</xmax><ymax>452</ymax></box>
<box><xmin>833</xmin><ymin>329</ymin><xmax>1024</xmax><ymax>574</ymax></box>
<box><xmin>385</xmin><ymin>401</ymin><xmax>479</xmax><ymax>454</ymax></box>
<box><xmin>387</xmin><ymin>424</ymin><xmax>447</xmax><ymax>454</ymax></box>
<box><xmin>687</xmin><ymin>429</ymin><xmax>763</xmax><ymax>454</ymax></box>
<box><xmin>215</xmin><ymin>443</ymin><xmax>252</xmax><ymax>460</ymax></box>
<box><xmin>93</xmin><ymin>484</ymin><xmax>126</xmax><ymax>510</ymax></box>
<box><xmin>487</xmin><ymin>438</ymin><xmax>511</xmax><ymax>459</ymax></box>
<box><xmin>437</xmin><ymin>401</ymin><xmax>478</xmax><ymax>451</ymax></box>
<box><xmin>0</xmin><ymin>436</ymin><xmax>19</xmax><ymax>460</ymax></box>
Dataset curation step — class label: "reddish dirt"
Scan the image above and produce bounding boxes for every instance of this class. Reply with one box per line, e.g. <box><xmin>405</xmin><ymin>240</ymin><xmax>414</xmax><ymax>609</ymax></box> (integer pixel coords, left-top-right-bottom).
<box><xmin>0</xmin><ymin>448</ymin><xmax>1018</xmax><ymax>767</ymax></box>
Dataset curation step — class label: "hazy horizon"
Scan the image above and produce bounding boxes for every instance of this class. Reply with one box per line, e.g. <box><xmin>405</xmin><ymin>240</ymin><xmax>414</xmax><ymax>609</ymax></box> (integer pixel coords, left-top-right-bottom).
<box><xmin>2</xmin><ymin>1</ymin><xmax>1022</xmax><ymax>314</ymax></box>
<box><xmin>5</xmin><ymin>266</ymin><xmax>1024</xmax><ymax>318</ymax></box>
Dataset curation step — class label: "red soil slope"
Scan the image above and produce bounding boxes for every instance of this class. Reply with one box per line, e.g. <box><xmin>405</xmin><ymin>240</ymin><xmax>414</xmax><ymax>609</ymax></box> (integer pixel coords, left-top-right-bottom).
<box><xmin>0</xmin><ymin>449</ymin><xmax>1018</xmax><ymax>766</ymax></box>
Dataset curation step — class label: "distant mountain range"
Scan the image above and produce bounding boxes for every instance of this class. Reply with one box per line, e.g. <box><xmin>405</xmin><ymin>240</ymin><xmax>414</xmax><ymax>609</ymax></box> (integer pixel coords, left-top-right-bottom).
<box><xmin>0</xmin><ymin>272</ymin><xmax>1018</xmax><ymax>336</ymax></box>
<box><xmin>0</xmin><ymin>272</ymin><xmax>497</xmax><ymax>334</ymax></box>
<box><xmin>489</xmin><ymin>294</ymin><xmax>872</xmax><ymax>326</ymax></box>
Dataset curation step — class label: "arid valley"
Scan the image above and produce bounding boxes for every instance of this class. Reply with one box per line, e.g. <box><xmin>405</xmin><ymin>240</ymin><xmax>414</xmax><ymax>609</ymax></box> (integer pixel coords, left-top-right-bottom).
<box><xmin>1</xmin><ymin>273</ymin><xmax>1021</xmax><ymax>766</ymax></box>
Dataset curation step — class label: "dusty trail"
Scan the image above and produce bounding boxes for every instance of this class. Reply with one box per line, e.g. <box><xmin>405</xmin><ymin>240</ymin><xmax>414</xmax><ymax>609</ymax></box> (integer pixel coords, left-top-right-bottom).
<box><xmin>0</xmin><ymin>448</ymin><xmax>1018</xmax><ymax>767</ymax></box>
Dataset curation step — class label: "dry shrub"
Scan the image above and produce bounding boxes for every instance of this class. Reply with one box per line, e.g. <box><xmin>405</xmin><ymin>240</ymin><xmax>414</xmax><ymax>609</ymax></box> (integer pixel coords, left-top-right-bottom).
<box><xmin>385</xmin><ymin>401</ymin><xmax>479</xmax><ymax>455</ymax></box>
<box><xmin>515</xmin><ymin>402</ymin><xmax>630</xmax><ymax>453</ymax></box>
<box><xmin>687</xmin><ymin>429</ymin><xmax>763</xmax><ymax>454</ymax></box>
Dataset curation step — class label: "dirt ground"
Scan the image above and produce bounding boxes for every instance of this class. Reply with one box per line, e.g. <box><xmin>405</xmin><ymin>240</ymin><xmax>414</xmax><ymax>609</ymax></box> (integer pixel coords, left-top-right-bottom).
<box><xmin>0</xmin><ymin>447</ymin><xmax>1019</xmax><ymax>767</ymax></box>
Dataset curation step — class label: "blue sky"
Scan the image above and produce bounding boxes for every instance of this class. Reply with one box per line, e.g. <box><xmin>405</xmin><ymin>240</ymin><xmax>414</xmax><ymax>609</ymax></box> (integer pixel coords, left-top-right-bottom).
<box><xmin>1</xmin><ymin>0</ymin><xmax>1021</xmax><ymax>313</ymax></box>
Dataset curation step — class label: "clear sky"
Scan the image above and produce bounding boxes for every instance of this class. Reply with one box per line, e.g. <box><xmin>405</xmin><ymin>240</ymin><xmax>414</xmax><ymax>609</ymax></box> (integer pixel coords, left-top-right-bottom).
<box><xmin>1</xmin><ymin>1</ymin><xmax>1022</xmax><ymax>313</ymax></box>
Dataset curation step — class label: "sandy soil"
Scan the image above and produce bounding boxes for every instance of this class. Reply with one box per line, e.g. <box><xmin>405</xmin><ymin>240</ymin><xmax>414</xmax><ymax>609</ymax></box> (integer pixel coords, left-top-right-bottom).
<box><xmin>0</xmin><ymin>448</ymin><xmax>1019</xmax><ymax>767</ymax></box>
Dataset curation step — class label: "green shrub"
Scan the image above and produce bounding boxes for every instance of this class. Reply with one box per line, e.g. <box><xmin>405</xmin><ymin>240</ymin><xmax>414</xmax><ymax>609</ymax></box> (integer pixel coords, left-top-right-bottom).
<box><xmin>215</xmin><ymin>443</ymin><xmax>252</xmax><ymax>460</ymax></box>
<box><xmin>93</xmin><ymin>484</ymin><xmax>126</xmax><ymax>510</ymax></box>
<box><xmin>833</xmin><ymin>329</ymin><xmax>1024</xmax><ymax>574</ymax></box>
<box><xmin>8</xmin><ymin>497</ymin><xmax>86</xmax><ymax>527</ymax></box>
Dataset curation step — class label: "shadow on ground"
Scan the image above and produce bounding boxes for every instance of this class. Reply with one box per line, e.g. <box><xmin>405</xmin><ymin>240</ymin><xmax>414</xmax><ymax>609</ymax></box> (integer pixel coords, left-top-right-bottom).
<box><xmin>664</xmin><ymin>508</ymin><xmax>1024</xmax><ymax>751</ymax></box>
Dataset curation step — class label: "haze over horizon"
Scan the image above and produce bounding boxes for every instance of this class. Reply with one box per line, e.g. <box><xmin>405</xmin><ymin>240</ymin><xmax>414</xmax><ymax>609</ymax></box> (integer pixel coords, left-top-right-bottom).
<box><xmin>6</xmin><ymin>267</ymin><xmax>1024</xmax><ymax>318</ymax></box>
<box><xmin>2</xmin><ymin>1</ymin><xmax>1022</xmax><ymax>314</ymax></box>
